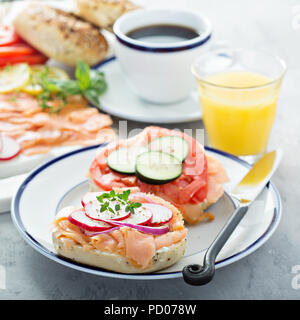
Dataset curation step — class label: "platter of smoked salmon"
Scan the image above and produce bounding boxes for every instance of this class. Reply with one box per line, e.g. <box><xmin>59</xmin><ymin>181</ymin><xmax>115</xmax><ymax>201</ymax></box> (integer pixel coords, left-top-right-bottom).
<box><xmin>0</xmin><ymin>0</ymin><xmax>117</xmax><ymax>182</ymax></box>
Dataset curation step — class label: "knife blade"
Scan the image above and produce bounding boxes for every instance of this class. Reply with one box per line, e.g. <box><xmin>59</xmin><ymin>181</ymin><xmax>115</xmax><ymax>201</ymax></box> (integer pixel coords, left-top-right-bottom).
<box><xmin>231</xmin><ymin>149</ymin><xmax>283</xmax><ymax>204</ymax></box>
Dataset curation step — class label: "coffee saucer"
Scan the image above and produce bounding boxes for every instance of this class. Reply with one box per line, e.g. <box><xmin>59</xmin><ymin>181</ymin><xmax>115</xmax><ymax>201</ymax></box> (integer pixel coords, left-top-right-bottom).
<box><xmin>93</xmin><ymin>57</ymin><xmax>202</xmax><ymax>123</ymax></box>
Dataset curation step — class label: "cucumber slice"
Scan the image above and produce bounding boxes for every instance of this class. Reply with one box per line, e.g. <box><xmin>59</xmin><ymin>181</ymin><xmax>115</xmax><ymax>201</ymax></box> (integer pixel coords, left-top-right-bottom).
<box><xmin>136</xmin><ymin>151</ymin><xmax>182</xmax><ymax>185</ymax></box>
<box><xmin>148</xmin><ymin>136</ymin><xmax>189</xmax><ymax>162</ymax></box>
<box><xmin>107</xmin><ymin>146</ymin><xmax>147</xmax><ymax>174</ymax></box>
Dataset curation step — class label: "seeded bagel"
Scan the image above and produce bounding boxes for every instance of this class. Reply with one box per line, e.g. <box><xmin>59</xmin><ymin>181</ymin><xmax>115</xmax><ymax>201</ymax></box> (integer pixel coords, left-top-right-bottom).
<box><xmin>13</xmin><ymin>2</ymin><xmax>108</xmax><ymax>66</ymax></box>
<box><xmin>52</xmin><ymin>190</ymin><xmax>187</xmax><ymax>273</ymax></box>
<box><xmin>74</xmin><ymin>0</ymin><xmax>140</xmax><ymax>29</ymax></box>
<box><xmin>52</xmin><ymin>234</ymin><xmax>187</xmax><ymax>274</ymax></box>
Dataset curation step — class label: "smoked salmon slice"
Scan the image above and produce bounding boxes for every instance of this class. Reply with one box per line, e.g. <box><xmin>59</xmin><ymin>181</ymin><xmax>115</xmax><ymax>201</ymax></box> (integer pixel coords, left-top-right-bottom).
<box><xmin>0</xmin><ymin>93</ymin><xmax>115</xmax><ymax>158</ymax></box>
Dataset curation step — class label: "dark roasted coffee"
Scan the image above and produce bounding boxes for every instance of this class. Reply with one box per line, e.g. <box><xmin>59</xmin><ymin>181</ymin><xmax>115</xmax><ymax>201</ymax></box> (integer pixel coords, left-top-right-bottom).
<box><xmin>126</xmin><ymin>24</ymin><xmax>199</xmax><ymax>44</ymax></box>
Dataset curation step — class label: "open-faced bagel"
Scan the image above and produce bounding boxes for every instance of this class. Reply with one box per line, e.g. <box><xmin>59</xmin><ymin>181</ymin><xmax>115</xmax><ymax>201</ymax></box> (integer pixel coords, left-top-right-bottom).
<box><xmin>52</xmin><ymin>189</ymin><xmax>187</xmax><ymax>273</ymax></box>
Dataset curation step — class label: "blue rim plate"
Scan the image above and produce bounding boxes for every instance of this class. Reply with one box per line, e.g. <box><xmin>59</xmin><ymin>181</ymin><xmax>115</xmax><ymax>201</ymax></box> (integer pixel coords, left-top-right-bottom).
<box><xmin>11</xmin><ymin>144</ymin><xmax>282</xmax><ymax>280</ymax></box>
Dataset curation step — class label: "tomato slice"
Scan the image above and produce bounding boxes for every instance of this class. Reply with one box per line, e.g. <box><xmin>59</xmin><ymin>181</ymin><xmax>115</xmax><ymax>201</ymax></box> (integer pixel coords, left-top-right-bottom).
<box><xmin>0</xmin><ymin>25</ymin><xmax>21</xmax><ymax>46</ymax></box>
<box><xmin>0</xmin><ymin>43</ymin><xmax>37</xmax><ymax>57</ymax></box>
<box><xmin>0</xmin><ymin>53</ymin><xmax>48</xmax><ymax>67</ymax></box>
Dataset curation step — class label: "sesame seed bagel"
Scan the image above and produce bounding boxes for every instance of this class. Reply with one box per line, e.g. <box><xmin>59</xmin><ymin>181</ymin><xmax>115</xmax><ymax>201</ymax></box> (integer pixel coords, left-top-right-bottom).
<box><xmin>13</xmin><ymin>2</ymin><xmax>108</xmax><ymax>66</ymax></box>
<box><xmin>52</xmin><ymin>234</ymin><xmax>186</xmax><ymax>274</ymax></box>
<box><xmin>52</xmin><ymin>189</ymin><xmax>187</xmax><ymax>273</ymax></box>
<box><xmin>74</xmin><ymin>0</ymin><xmax>140</xmax><ymax>29</ymax></box>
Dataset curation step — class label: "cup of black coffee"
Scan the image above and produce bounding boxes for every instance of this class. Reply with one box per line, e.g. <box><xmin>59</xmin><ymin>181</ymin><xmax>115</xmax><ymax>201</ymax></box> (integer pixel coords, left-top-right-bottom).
<box><xmin>113</xmin><ymin>9</ymin><xmax>212</xmax><ymax>104</ymax></box>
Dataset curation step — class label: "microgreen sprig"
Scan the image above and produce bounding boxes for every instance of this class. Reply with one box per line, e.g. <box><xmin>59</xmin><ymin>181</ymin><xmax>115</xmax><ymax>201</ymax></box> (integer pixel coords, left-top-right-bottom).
<box><xmin>96</xmin><ymin>189</ymin><xmax>142</xmax><ymax>216</ymax></box>
<box><xmin>36</xmin><ymin>60</ymin><xmax>107</xmax><ymax>114</ymax></box>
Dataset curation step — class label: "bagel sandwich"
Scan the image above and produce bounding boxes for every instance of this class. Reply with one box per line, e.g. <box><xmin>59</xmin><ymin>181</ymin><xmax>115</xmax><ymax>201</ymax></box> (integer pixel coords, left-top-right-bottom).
<box><xmin>88</xmin><ymin>126</ymin><xmax>229</xmax><ymax>225</ymax></box>
<box><xmin>52</xmin><ymin>188</ymin><xmax>187</xmax><ymax>273</ymax></box>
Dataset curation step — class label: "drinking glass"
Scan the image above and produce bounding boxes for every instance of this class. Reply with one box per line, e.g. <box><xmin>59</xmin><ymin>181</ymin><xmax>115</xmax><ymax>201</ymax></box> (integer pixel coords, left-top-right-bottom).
<box><xmin>192</xmin><ymin>48</ymin><xmax>286</xmax><ymax>162</ymax></box>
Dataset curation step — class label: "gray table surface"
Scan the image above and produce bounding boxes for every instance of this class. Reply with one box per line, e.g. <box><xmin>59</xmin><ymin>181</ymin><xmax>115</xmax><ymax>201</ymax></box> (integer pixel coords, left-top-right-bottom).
<box><xmin>1</xmin><ymin>0</ymin><xmax>300</xmax><ymax>300</ymax></box>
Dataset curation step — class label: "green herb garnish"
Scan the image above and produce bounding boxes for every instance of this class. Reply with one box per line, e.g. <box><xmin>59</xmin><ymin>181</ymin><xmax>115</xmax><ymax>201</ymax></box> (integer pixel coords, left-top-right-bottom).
<box><xmin>8</xmin><ymin>90</ymin><xmax>20</xmax><ymax>102</ymax></box>
<box><xmin>9</xmin><ymin>96</ymin><xmax>17</xmax><ymax>102</ymax></box>
<box><xmin>36</xmin><ymin>60</ymin><xmax>107</xmax><ymax>114</ymax></box>
<box><xmin>96</xmin><ymin>189</ymin><xmax>142</xmax><ymax>216</ymax></box>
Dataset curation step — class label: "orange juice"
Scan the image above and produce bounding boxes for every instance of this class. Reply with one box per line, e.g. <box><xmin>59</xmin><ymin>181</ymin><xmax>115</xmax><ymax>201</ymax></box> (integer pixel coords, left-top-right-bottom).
<box><xmin>198</xmin><ymin>71</ymin><xmax>280</xmax><ymax>156</ymax></box>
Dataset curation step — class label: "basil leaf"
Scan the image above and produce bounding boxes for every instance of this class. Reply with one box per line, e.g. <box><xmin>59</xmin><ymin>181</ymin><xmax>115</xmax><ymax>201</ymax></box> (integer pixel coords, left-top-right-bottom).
<box><xmin>75</xmin><ymin>60</ymin><xmax>91</xmax><ymax>91</ymax></box>
<box><xmin>35</xmin><ymin>60</ymin><xmax>107</xmax><ymax>114</ymax></box>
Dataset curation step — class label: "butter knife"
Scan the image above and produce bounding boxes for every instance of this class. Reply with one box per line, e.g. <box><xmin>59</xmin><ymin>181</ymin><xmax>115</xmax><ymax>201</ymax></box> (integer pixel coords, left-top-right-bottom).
<box><xmin>182</xmin><ymin>149</ymin><xmax>282</xmax><ymax>285</ymax></box>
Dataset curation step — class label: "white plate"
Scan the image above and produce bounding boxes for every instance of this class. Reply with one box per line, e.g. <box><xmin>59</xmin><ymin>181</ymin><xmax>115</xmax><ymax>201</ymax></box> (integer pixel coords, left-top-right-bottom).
<box><xmin>11</xmin><ymin>145</ymin><xmax>281</xmax><ymax>280</ymax></box>
<box><xmin>93</xmin><ymin>57</ymin><xmax>202</xmax><ymax>123</ymax></box>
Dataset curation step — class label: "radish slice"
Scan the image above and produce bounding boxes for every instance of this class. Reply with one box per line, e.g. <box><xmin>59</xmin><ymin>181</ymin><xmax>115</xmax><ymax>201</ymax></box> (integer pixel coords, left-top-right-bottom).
<box><xmin>68</xmin><ymin>208</ymin><xmax>113</xmax><ymax>232</ymax></box>
<box><xmin>0</xmin><ymin>134</ymin><xmax>21</xmax><ymax>160</ymax></box>
<box><xmin>108</xmin><ymin>220</ymin><xmax>169</xmax><ymax>235</ymax></box>
<box><xmin>142</xmin><ymin>203</ymin><xmax>173</xmax><ymax>225</ymax></box>
<box><xmin>114</xmin><ymin>205</ymin><xmax>153</xmax><ymax>225</ymax></box>
<box><xmin>0</xmin><ymin>135</ymin><xmax>2</xmax><ymax>153</ymax></box>
<box><xmin>85</xmin><ymin>200</ymin><xmax>131</xmax><ymax>221</ymax></box>
<box><xmin>90</xmin><ymin>204</ymin><xmax>153</xmax><ymax>226</ymax></box>
<box><xmin>81</xmin><ymin>226</ymin><xmax>120</xmax><ymax>237</ymax></box>
<box><xmin>81</xmin><ymin>192</ymin><xmax>105</xmax><ymax>207</ymax></box>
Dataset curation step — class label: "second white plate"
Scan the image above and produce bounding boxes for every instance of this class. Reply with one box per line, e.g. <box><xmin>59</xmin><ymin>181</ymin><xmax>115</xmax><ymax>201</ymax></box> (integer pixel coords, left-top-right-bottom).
<box><xmin>94</xmin><ymin>57</ymin><xmax>202</xmax><ymax>123</ymax></box>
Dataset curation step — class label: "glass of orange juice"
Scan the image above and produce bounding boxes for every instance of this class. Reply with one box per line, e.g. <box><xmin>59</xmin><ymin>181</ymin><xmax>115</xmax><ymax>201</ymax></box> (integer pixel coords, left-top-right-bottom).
<box><xmin>192</xmin><ymin>48</ymin><xmax>286</xmax><ymax>162</ymax></box>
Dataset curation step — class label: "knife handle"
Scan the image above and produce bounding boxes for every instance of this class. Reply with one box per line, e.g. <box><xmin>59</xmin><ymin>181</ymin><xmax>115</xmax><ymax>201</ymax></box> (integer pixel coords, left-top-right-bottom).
<box><xmin>182</xmin><ymin>205</ymin><xmax>249</xmax><ymax>286</ymax></box>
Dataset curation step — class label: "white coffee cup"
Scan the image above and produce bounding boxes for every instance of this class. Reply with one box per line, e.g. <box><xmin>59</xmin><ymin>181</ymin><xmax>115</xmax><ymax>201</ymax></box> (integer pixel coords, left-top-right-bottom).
<box><xmin>113</xmin><ymin>9</ymin><xmax>213</xmax><ymax>104</ymax></box>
